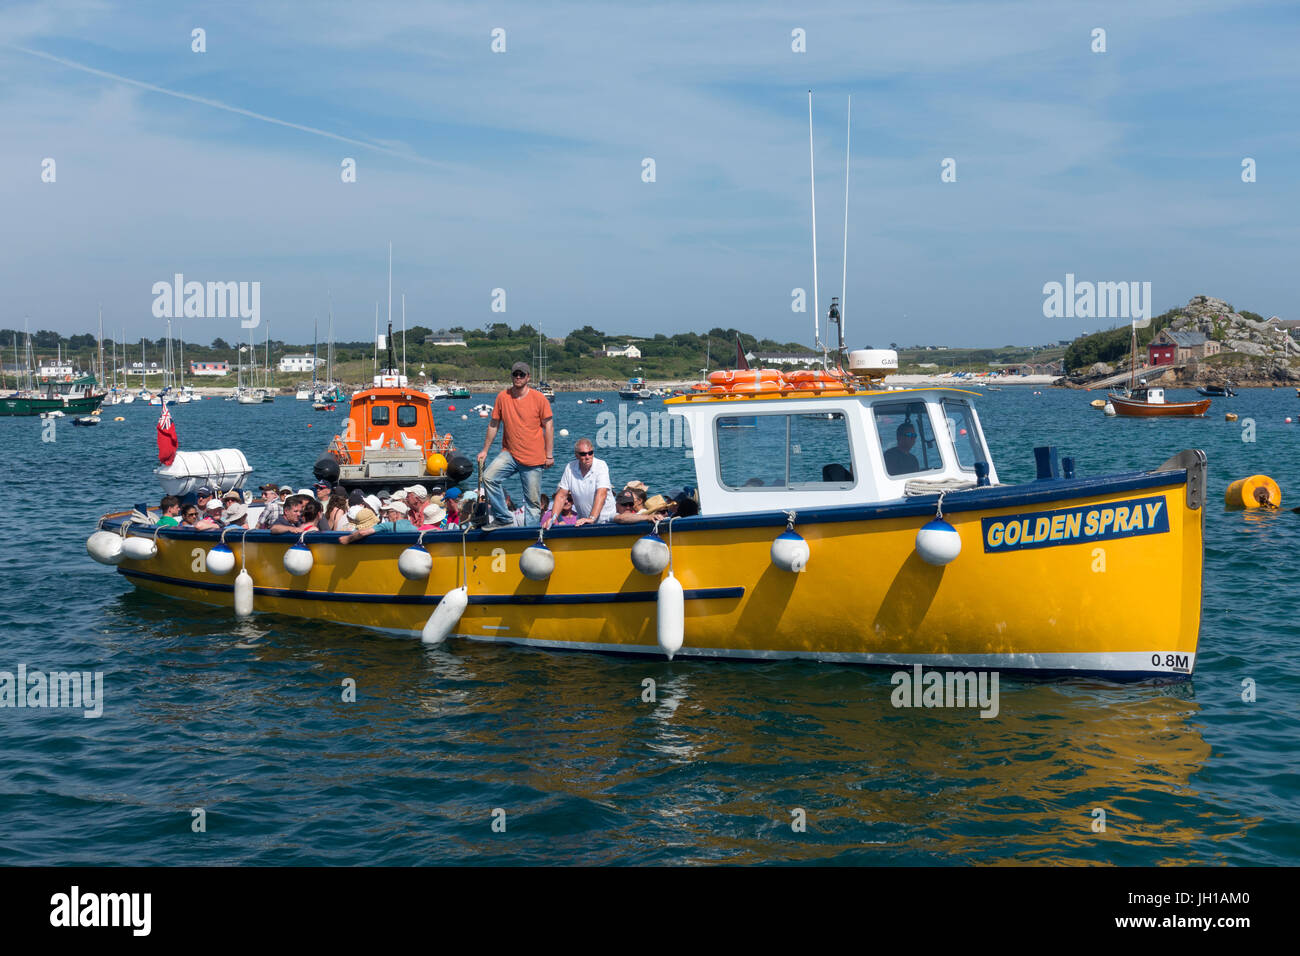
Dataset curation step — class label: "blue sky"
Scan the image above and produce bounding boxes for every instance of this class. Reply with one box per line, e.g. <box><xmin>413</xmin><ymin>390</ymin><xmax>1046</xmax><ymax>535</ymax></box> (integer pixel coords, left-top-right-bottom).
<box><xmin>2</xmin><ymin>0</ymin><xmax>1298</xmax><ymax>349</ymax></box>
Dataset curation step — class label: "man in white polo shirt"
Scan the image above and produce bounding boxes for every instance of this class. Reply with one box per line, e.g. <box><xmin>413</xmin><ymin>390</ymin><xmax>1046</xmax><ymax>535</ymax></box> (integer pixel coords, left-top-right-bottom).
<box><xmin>547</xmin><ymin>437</ymin><xmax>616</xmax><ymax>527</ymax></box>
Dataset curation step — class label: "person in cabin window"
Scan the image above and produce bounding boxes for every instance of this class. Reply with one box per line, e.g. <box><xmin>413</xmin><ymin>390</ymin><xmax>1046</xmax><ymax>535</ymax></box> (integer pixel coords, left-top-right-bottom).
<box><xmin>157</xmin><ymin>496</ymin><xmax>182</xmax><ymax>526</ymax></box>
<box><xmin>884</xmin><ymin>422</ymin><xmax>921</xmax><ymax>475</ymax></box>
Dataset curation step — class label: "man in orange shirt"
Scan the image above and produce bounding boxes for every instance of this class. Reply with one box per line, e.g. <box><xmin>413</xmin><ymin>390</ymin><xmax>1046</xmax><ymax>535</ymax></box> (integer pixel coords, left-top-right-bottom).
<box><xmin>476</xmin><ymin>361</ymin><xmax>554</xmax><ymax>527</ymax></box>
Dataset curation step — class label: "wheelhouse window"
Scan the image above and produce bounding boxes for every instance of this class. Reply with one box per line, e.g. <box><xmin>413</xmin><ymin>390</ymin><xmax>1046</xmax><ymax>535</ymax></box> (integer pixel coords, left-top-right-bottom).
<box><xmin>371</xmin><ymin>404</ymin><xmax>390</xmax><ymax>426</ymax></box>
<box><xmin>396</xmin><ymin>404</ymin><xmax>418</xmax><ymax>427</ymax></box>
<box><xmin>872</xmin><ymin>401</ymin><xmax>943</xmax><ymax>477</ymax></box>
<box><xmin>941</xmin><ymin>399</ymin><xmax>988</xmax><ymax>471</ymax></box>
<box><xmin>716</xmin><ymin>412</ymin><xmax>854</xmax><ymax>490</ymax></box>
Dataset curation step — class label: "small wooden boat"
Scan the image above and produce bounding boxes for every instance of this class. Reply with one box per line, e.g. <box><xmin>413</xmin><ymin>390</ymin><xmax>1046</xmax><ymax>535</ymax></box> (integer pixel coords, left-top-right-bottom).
<box><xmin>1104</xmin><ymin>323</ymin><xmax>1209</xmax><ymax>417</ymax></box>
<box><xmin>1196</xmin><ymin>385</ymin><xmax>1235</xmax><ymax>397</ymax></box>
<box><xmin>1107</xmin><ymin>386</ymin><xmax>1210</xmax><ymax>417</ymax></box>
<box><xmin>73</xmin><ymin>415</ymin><xmax>101</xmax><ymax>426</ymax></box>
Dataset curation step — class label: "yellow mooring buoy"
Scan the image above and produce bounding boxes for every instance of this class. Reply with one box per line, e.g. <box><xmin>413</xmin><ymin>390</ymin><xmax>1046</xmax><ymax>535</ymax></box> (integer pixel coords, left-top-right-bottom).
<box><xmin>1225</xmin><ymin>412</ymin><xmax>1238</xmax><ymax>422</ymax></box>
<box><xmin>1225</xmin><ymin>475</ymin><xmax>1281</xmax><ymax>510</ymax></box>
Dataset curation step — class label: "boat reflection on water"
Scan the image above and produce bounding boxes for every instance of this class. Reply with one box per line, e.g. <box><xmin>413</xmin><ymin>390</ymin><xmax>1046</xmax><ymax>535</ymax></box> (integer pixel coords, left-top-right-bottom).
<box><xmin>99</xmin><ymin>586</ymin><xmax>1245</xmax><ymax>863</ymax></box>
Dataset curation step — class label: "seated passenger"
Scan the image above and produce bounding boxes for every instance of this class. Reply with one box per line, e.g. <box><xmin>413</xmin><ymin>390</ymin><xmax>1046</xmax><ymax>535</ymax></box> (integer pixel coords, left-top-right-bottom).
<box><xmin>270</xmin><ymin>494</ymin><xmax>313</xmax><ymax>534</ymax></box>
<box><xmin>884</xmin><ymin>422</ymin><xmax>921</xmax><ymax>475</ymax></box>
<box><xmin>178</xmin><ymin>504</ymin><xmax>202</xmax><ymax>529</ymax></box>
<box><xmin>194</xmin><ymin>485</ymin><xmax>217</xmax><ymax>515</ymax></box>
<box><xmin>542</xmin><ymin>497</ymin><xmax>578</xmax><ymax>526</ymax></box>
<box><xmin>418</xmin><ymin>500</ymin><xmax>447</xmax><ymax>531</ymax></box>
<box><xmin>157</xmin><ymin>495</ymin><xmax>182</xmax><ymax>526</ymax></box>
<box><xmin>257</xmin><ymin>485</ymin><xmax>284</xmax><ymax>529</ymax></box>
<box><xmin>611</xmin><ymin>490</ymin><xmax>647</xmax><ymax>523</ymax></box>
<box><xmin>374</xmin><ymin>501</ymin><xmax>417</xmax><ymax>533</ymax></box>
<box><xmin>443</xmin><ymin>487</ymin><xmax>462</xmax><ymax>526</ymax></box>
<box><xmin>194</xmin><ymin>500</ymin><xmax>225</xmax><ymax>531</ymax></box>
<box><xmin>338</xmin><ymin>507</ymin><xmax>379</xmax><ymax>545</ymax></box>
<box><xmin>223</xmin><ymin>502</ymin><xmax>250</xmax><ymax>529</ymax></box>
<box><xmin>548</xmin><ymin>439</ymin><xmax>615</xmax><ymax>527</ymax></box>
<box><xmin>301</xmin><ymin>497</ymin><xmax>323</xmax><ymax>529</ymax></box>
<box><xmin>323</xmin><ymin>492</ymin><xmax>351</xmax><ymax>531</ymax></box>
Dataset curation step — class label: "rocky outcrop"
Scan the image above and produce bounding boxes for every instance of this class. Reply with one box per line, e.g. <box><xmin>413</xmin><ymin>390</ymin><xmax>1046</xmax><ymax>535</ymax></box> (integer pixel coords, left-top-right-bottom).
<box><xmin>1171</xmin><ymin>294</ymin><xmax>1297</xmax><ymax>353</ymax></box>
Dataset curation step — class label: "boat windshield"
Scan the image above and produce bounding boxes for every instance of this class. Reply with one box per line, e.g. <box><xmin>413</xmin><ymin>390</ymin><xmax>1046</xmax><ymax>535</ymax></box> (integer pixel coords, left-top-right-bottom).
<box><xmin>716</xmin><ymin>411</ymin><xmax>855</xmax><ymax>490</ymax></box>
<box><xmin>872</xmin><ymin>400</ymin><xmax>943</xmax><ymax>477</ymax></box>
<box><xmin>941</xmin><ymin>399</ymin><xmax>989</xmax><ymax>471</ymax></box>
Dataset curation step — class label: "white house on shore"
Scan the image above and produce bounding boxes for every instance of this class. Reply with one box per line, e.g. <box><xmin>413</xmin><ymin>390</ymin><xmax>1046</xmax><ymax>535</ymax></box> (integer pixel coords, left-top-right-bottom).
<box><xmin>599</xmin><ymin>343</ymin><xmax>642</xmax><ymax>358</ymax></box>
<box><xmin>278</xmin><ymin>354</ymin><xmax>325</xmax><ymax>373</ymax></box>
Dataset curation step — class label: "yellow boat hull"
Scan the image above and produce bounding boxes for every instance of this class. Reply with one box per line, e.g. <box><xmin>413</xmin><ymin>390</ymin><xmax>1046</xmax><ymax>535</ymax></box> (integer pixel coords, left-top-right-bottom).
<box><xmin>104</xmin><ymin>465</ymin><xmax>1204</xmax><ymax>679</ymax></box>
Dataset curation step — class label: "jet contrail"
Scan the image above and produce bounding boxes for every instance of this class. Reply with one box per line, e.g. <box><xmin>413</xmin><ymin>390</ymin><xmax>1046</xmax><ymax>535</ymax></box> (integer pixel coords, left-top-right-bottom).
<box><xmin>6</xmin><ymin>44</ymin><xmax>441</xmax><ymax>168</ymax></box>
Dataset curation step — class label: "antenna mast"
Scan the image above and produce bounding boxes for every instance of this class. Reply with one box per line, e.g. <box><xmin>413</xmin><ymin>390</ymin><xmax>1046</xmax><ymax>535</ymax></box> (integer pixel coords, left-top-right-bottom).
<box><xmin>839</xmin><ymin>94</ymin><xmax>851</xmax><ymax>362</ymax></box>
<box><xmin>808</xmin><ymin>91</ymin><xmax>825</xmax><ymax>368</ymax></box>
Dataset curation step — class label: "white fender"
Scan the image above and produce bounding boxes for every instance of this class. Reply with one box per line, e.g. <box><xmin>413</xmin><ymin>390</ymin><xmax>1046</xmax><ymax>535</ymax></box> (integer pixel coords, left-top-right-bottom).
<box><xmin>915</xmin><ymin>518</ymin><xmax>962</xmax><ymax>566</ymax></box>
<box><xmin>87</xmin><ymin>530</ymin><xmax>125</xmax><ymax>565</ymax></box>
<box><xmin>631</xmin><ymin>534</ymin><xmax>670</xmax><ymax>575</ymax></box>
<box><xmin>520</xmin><ymin>542</ymin><xmax>555</xmax><ymax>581</ymax></box>
<box><xmin>398</xmin><ymin>545</ymin><xmax>433</xmax><ymax>580</ymax></box>
<box><xmin>234</xmin><ymin>568</ymin><xmax>254</xmax><ymax>617</ymax></box>
<box><xmin>770</xmin><ymin>530</ymin><xmax>809</xmax><ymax>573</ymax></box>
<box><xmin>284</xmin><ymin>542</ymin><xmax>314</xmax><ymax>576</ymax></box>
<box><xmin>657</xmin><ymin>572</ymin><xmax>684</xmax><ymax>660</ymax></box>
<box><xmin>206</xmin><ymin>543</ymin><xmax>236</xmax><ymax>575</ymax></box>
<box><xmin>422</xmin><ymin>586</ymin><xmax>468</xmax><ymax>644</ymax></box>
<box><xmin>121</xmin><ymin>536</ymin><xmax>157</xmax><ymax>561</ymax></box>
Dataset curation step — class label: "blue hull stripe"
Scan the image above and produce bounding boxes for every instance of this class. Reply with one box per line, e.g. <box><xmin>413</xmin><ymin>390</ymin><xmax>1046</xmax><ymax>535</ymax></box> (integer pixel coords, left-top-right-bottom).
<box><xmin>117</xmin><ymin>567</ymin><xmax>743</xmax><ymax>605</ymax></box>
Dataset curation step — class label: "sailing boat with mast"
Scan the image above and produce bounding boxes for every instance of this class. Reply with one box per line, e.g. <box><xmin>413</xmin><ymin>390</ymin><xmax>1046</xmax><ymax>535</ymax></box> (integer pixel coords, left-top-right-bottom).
<box><xmin>261</xmin><ymin>321</ymin><xmax>276</xmax><ymax>401</ymax></box>
<box><xmin>322</xmin><ymin>298</ymin><xmax>347</xmax><ymax>403</ymax></box>
<box><xmin>298</xmin><ymin>317</ymin><xmax>317</xmax><ymax>400</ymax></box>
<box><xmin>536</xmin><ymin>329</ymin><xmax>555</xmax><ymax>402</ymax></box>
<box><xmin>1106</xmin><ymin>321</ymin><xmax>1210</xmax><ymax>417</ymax></box>
<box><xmin>236</xmin><ymin>325</ymin><xmax>266</xmax><ymax>404</ymax></box>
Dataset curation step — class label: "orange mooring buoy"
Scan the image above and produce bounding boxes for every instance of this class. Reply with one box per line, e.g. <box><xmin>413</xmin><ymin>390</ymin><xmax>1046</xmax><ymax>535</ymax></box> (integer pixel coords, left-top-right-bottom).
<box><xmin>1225</xmin><ymin>475</ymin><xmax>1280</xmax><ymax>510</ymax></box>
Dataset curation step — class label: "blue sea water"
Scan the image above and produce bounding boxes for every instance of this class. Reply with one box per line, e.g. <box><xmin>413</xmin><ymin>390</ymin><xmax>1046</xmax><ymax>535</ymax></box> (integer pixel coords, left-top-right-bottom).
<box><xmin>1</xmin><ymin>386</ymin><xmax>1297</xmax><ymax>865</ymax></box>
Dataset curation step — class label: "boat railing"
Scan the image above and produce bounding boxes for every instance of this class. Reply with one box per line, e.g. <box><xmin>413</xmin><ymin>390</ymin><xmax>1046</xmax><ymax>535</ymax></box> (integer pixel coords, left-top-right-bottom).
<box><xmin>329</xmin><ymin>433</ymin><xmax>456</xmax><ymax>464</ymax></box>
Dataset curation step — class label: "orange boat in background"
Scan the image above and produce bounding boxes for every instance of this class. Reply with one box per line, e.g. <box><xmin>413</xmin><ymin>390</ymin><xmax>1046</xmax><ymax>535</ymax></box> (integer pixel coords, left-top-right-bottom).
<box><xmin>313</xmin><ymin>321</ymin><xmax>472</xmax><ymax>493</ymax></box>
